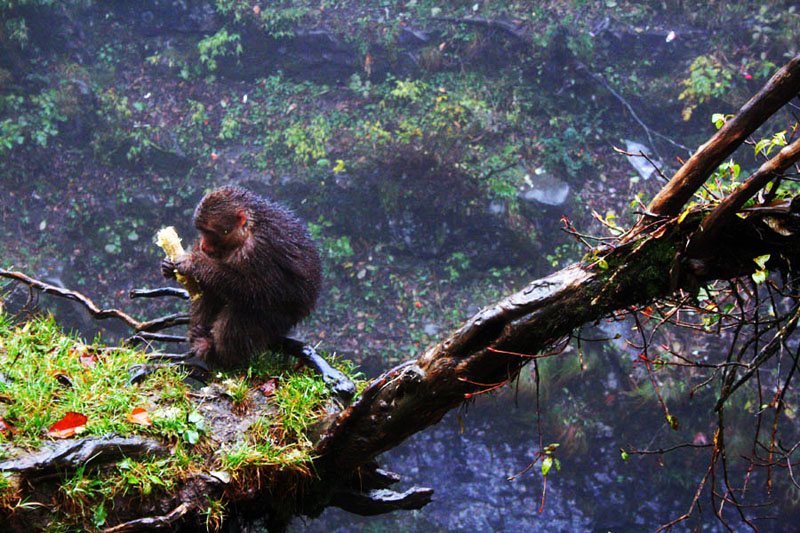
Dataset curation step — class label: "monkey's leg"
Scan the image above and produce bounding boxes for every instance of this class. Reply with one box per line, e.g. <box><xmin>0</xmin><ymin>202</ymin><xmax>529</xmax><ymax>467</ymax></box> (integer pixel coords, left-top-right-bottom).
<box><xmin>129</xmin><ymin>339</ymin><xmax>209</xmax><ymax>385</ymax></box>
<box><xmin>125</xmin><ymin>329</ymin><xmax>208</xmax><ymax>384</ymax></box>
<box><xmin>279</xmin><ymin>337</ymin><xmax>356</xmax><ymax>401</ymax></box>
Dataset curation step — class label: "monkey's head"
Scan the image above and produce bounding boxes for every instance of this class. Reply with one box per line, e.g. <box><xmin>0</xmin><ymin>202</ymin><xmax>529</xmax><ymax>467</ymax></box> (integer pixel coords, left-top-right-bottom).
<box><xmin>193</xmin><ymin>186</ymin><xmax>252</xmax><ymax>259</ymax></box>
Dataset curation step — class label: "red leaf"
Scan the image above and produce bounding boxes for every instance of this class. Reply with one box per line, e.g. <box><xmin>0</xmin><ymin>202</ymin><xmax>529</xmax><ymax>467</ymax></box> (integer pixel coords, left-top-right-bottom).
<box><xmin>47</xmin><ymin>412</ymin><xmax>87</xmax><ymax>439</ymax></box>
<box><xmin>126</xmin><ymin>407</ymin><xmax>152</xmax><ymax>427</ymax></box>
<box><xmin>259</xmin><ymin>379</ymin><xmax>277</xmax><ymax>397</ymax></box>
<box><xmin>79</xmin><ymin>351</ymin><xmax>98</xmax><ymax>368</ymax></box>
<box><xmin>71</xmin><ymin>343</ymin><xmax>98</xmax><ymax>368</ymax></box>
<box><xmin>0</xmin><ymin>417</ymin><xmax>16</xmax><ymax>437</ymax></box>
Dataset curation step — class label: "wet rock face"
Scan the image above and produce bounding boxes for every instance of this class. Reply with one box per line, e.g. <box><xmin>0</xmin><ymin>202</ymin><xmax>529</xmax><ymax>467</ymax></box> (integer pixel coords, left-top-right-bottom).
<box><xmin>305</xmin><ymin>156</ymin><xmax>540</xmax><ymax>267</ymax></box>
<box><xmin>112</xmin><ymin>0</ymin><xmax>220</xmax><ymax>35</ymax></box>
<box><xmin>219</xmin><ymin>28</ymin><xmax>360</xmax><ymax>83</ymax></box>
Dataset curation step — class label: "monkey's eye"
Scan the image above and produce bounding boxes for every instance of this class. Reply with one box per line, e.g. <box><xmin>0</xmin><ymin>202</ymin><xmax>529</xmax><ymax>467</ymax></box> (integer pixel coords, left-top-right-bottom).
<box><xmin>222</xmin><ymin>228</ymin><xmax>231</xmax><ymax>235</ymax></box>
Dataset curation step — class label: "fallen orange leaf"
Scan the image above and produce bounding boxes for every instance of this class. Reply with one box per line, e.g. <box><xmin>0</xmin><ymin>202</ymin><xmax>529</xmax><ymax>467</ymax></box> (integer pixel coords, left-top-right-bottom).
<box><xmin>47</xmin><ymin>412</ymin><xmax>87</xmax><ymax>439</ymax></box>
<box><xmin>0</xmin><ymin>417</ymin><xmax>16</xmax><ymax>437</ymax></box>
<box><xmin>126</xmin><ymin>407</ymin><xmax>152</xmax><ymax>427</ymax></box>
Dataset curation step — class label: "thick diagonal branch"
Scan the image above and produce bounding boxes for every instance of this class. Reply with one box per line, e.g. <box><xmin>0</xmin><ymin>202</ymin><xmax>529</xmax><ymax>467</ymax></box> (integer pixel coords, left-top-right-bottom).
<box><xmin>314</xmin><ymin>205</ymin><xmax>800</xmax><ymax>476</ymax></box>
<box><xmin>644</xmin><ymin>53</ymin><xmax>800</xmax><ymax>219</ymax></box>
<box><xmin>686</xmin><ymin>137</ymin><xmax>800</xmax><ymax>257</ymax></box>
<box><xmin>315</xmin><ymin>235</ymin><xmax>669</xmax><ymax>474</ymax></box>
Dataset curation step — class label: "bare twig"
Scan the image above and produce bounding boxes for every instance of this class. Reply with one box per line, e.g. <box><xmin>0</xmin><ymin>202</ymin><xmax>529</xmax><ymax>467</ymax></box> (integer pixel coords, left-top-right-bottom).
<box><xmin>715</xmin><ymin>305</ymin><xmax>800</xmax><ymax>410</ymax></box>
<box><xmin>0</xmin><ymin>269</ymin><xmax>189</xmax><ymax>333</ymax></box>
<box><xmin>130</xmin><ymin>287</ymin><xmax>190</xmax><ymax>300</ymax></box>
<box><xmin>102</xmin><ymin>503</ymin><xmax>192</xmax><ymax>533</ymax></box>
<box><xmin>1</xmin><ymin>269</ymin><xmax>144</xmax><ymax>330</ymax></box>
<box><xmin>581</xmin><ymin>63</ymin><xmax>691</xmax><ymax>156</ymax></box>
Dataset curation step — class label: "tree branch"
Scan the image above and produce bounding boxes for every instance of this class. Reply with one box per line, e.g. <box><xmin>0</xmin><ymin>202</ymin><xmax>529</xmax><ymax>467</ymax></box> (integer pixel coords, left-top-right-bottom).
<box><xmin>314</xmin><ymin>205</ymin><xmax>800</xmax><ymax>476</ymax></box>
<box><xmin>687</xmin><ymin>136</ymin><xmax>800</xmax><ymax>257</ymax></box>
<box><xmin>644</xmin><ymin>52</ymin><xmax>800</xmax><ymax>220</ymax></box>
<box><xmin>0</xmin><ymin>269</ymin><xmax>188</xmax><ymax>332</ymax></box>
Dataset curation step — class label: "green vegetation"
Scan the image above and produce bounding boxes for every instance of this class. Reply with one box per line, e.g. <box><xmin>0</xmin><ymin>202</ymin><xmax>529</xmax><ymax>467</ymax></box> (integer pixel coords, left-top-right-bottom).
<box><xmin>0</xmin><ymin>90</ymin><xmax>67</xmax><ymax>153</ymax></box>
<box><xmin>0</xmin><ymin>310</ymin><xmax>360</xmax><ymax>529</ymax></box>
<box><xmin>198</xmin><ymin>28</ymin><xmax>242</xmax><ymax>73</ymax></box>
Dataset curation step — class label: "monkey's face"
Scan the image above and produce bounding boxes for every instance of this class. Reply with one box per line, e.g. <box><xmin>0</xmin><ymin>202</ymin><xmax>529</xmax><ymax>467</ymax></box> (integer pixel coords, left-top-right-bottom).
<box><xmin>193</xmin><ymin>188</ymin><xmax>252</xmax><ymax>259</ymax></box>
<box><xmin>196</xmin><ymin>213</ymin><xmax>248</xmax><ymax>259</ymax></box>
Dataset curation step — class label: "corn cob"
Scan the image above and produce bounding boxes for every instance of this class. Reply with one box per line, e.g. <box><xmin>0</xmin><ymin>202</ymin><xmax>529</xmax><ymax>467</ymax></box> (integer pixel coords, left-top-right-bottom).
<box><xmin>155</xmin><ymin>226</ymin><xmax>202</xmax><ymax>301</ymax></box>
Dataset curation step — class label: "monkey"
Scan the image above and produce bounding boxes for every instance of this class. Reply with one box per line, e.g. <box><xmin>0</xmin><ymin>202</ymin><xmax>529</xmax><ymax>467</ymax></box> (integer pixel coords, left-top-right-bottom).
<box><xmin>163</xmin><ymin>186</ymin><xmax>320</xmax><ymax>368</ymax></box>
<box><xmin>161</xmin><ymin>186</ymin><xmax>354</xmax><ymax>398</ymax></box>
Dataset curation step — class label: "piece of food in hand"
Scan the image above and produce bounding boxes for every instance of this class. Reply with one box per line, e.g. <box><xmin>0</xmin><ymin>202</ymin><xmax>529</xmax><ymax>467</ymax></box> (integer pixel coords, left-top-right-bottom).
<box><xmin>155</xmin><ymin>226</ymin><xmax>202</xmax><ymax>300</ymax></box>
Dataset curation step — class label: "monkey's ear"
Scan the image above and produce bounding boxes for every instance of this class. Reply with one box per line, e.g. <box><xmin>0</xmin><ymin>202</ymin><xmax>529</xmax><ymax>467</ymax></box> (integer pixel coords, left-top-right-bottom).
<box><xmin>235</xmin><ymin>210</ymin><xmax>247</xmax><ymax>228</ymax></box>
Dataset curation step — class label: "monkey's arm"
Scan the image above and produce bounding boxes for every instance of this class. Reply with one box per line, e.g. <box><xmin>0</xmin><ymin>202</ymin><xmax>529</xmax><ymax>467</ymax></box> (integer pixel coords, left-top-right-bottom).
<box><xmin>172</xmin><ymin>253</ymin><xmax>258</xmax><ymax>305</ymax></box>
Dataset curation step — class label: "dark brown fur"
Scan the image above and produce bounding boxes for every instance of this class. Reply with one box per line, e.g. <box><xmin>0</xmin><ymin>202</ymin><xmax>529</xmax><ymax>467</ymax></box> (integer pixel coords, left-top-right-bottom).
<box><xmin>164</xmin><ymin>186</ymin><xmax>321</xmax><ymax>369</ymax></box>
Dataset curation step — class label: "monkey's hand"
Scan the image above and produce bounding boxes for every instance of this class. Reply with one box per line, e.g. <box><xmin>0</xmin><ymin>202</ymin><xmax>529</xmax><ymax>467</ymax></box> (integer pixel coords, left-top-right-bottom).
<box><xmin>161</xmin><ymin>258</ymin><xmax>177</xmax><ymax>280</ymax></box>
<box><xmin>162</xmin><ymin>254</ymin><xmax>193</xmax><ymax>278</ymax></box>
<box><xmin>162</xmin><ymin>254</ymin><xmax>203</xmax><ymax>301</ymax></box>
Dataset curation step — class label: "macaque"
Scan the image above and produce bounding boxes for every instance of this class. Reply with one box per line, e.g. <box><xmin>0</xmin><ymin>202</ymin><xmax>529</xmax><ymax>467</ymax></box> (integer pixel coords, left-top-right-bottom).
<box><xmin>161</xmin><ymin>186</ymin><xmax>353</xmax><ymax>397</ymax></box>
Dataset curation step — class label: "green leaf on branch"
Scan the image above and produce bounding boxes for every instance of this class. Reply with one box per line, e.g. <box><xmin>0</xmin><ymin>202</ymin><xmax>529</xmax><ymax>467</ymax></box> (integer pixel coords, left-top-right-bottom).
<box><xmin>666</xmin><ymin>414</ymin><xmax>679</xmax><ymax>430</ymax></box>
<box><xmin>541</xmin><ymin>456</ymin><xmax>553</xmax><ymax>476</ymax></box>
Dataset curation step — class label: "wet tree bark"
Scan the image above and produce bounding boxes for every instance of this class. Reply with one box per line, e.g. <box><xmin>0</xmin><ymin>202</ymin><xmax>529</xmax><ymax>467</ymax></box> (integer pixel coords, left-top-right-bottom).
<box><xmin>312</xmin><ymin>51</ymin><xmax>800</xmax><ymax>491</ymax></box>
<box><xmin>313</xmin><ymin>203</ymin><xmax>800</xmax><ymax>478</ymax></box>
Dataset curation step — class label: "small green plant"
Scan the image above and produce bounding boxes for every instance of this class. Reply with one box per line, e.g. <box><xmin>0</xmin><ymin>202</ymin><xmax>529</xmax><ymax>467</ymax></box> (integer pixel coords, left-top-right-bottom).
<box><xmin>218</xmin><ymin>107</ymin><xmax>242</xmax><ymax>140</ymax></box>
<box><xmin>753</xmin><ymin>129</ymin><xmax>787</xmax><ymax>158</ymax></box>
<box><xmin>284</xmin><ymin>115</ymin><xmax>331</xmax><ymax>164</ymax></box>
<box><xmin>0</xmin><ymin>89</ymin><xmax>67</xmax><ymax>153</ymax></box>
<box><xmin>3</xmin><ymin>17</ymin><xmax>29</xmax><ymax>46</ymax></box>
<box><xmin>389</xmin><ymin>79</ymin><xmax>424</xmax><ymax>101</ymax></box>
<box><xmin>117</xmin><ymin>457</ymin><xmax>177</xmax><ymax>497</ymax></box>
<box><xmin>198</xmin><ymin>28</ymin><xmax>242</xmax><ymax>71</ymax></box>
<box><xmin>679</xmin><ymin>55</ymin><xmax>734</xmax><ymax>121</ymax></box>
<box><xmin>205</xmin><ymin>495</ymin><xmax>227</xmax><ymax>531</ymax></box>
<box><xmin>212</xmin><ymin>1</ymin><xmax>310</xmax><ymax>38</ymax></box>
<box><xmin>221</xmin><ymin>376</ymin><xmax>250</xmax><ymax>407</ymax></box>
<box><xmin>348</xmin><ymin>73</ymin><xmax>373</xmax><ymax>98</ymax></box>
<box><xmin>182</xmin><ymin>411</ymin><xmax>207</xmax><ymax>445</ymax></box>
<box><xmin>59</xmin><ymin>466</ymin><xmax>107</xmax><ymax>516</ymax></box>
<box><xmin>264</xmin><ymin>362</ymin><xmax>332</xmax><ymax>441</ymax></box>
<box><xmin>188</xmin><ymin>99</ymin><xmax>209</xmax><ymax>126</ymax></box>
<box><xmin>541</xmin><ymin>123</ymin><xmax>593</xmax><ymax>179</ymax></box>
<box><xmin>443</xmin><ymin>251</ymin><xmax>470</xmax><ymax>281</ymax></box>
